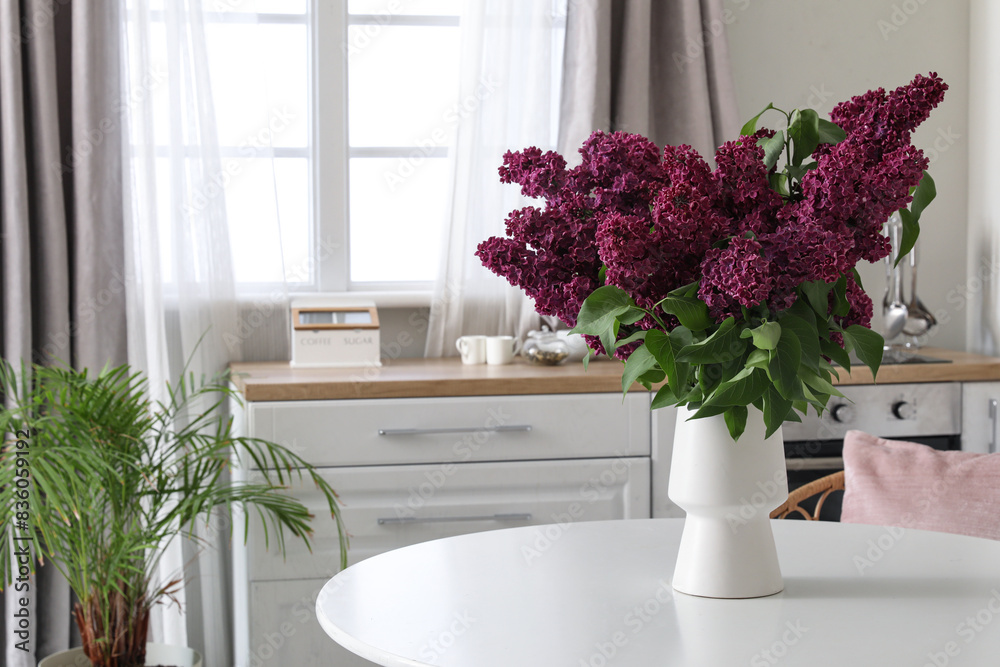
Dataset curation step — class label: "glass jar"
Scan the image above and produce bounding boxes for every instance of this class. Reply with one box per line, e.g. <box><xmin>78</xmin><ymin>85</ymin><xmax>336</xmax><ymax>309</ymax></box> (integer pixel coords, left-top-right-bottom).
<box><xmin>522</xmin><ymin>326</ymin><xmax>570</xmax><ymax>366</ymax></box>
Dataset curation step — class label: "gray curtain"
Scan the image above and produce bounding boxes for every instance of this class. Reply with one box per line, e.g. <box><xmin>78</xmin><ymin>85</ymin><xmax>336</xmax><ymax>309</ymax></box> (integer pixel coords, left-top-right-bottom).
<box><xmin>1</xmin><ymin>1</ymin><xmax>125</xmax><ymax>665</ymax></box>
<box><xmin>560</xmin><ymin>0</ymin><xmax>740</xmax><ymax>161</ymax></box>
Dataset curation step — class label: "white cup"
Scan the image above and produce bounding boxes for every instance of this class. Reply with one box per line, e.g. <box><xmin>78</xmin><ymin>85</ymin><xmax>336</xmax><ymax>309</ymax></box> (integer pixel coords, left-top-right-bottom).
<box><xmin>455</xmin><ymin>335</ymin><xmax>487</xmax><ymax>364</ymax></box>
<box><xmin>486</xmin><ymin>335</ymin><xmax>519</xmax><ymax>365</ymax></box>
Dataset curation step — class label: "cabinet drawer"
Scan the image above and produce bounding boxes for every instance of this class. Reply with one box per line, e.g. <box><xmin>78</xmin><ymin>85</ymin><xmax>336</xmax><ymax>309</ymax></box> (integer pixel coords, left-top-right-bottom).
<box><xmin>249</xmin><ymin>579</ymin><xmax>377</xmax><ymax>667</ymax></box>
<box><xmin>247</xmin><ymin>393</ymin><xmax>650</xmax><ymax>467</ymax></box>
<box><xmin>249</xmin><ymin>457</ymin><xmax>651</xmax><ymax>581</ymax></box>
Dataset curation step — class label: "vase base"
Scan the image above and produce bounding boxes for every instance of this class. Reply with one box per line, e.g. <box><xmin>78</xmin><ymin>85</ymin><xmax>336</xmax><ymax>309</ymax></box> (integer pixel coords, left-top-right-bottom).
<box><xmin>671</xmin><ymin>515</ymin><xmax>784</xmax><ymax>599</ymax></box>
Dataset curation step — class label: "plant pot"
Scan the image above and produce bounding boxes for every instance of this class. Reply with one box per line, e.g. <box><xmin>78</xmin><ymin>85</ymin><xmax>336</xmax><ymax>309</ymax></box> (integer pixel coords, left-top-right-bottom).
<box><xmin>38</xmin><ymin>643</ymin><xmax>203</xmax><ymax>667</ymax></box>
<box><xmin>668</xmin><ymin>405</ymin><xmax>788</xmax><ymax>598</ymax></box>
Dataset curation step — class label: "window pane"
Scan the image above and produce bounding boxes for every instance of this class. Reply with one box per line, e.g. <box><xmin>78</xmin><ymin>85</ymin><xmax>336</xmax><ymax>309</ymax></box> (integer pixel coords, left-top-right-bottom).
<box><xmin>347</xmin><ymin>25</ymin><xmax>460</xmax><ymax>147</ymax></box>
<box><xmin>206</xmin><ymin>24</ymin><xmax>308</xmax><ymax>148</ymax></box>
<box><xmin>226</xmin><ymin>157</ymin><xmax>311</xmax><ymax>284</ymax></box>
<box><xmin>348</xmin><ymin>0</ymin><xmax>463</xmax><ymax>16</ymax></box>
<box><xmin>349</xmin><ymin>157</ymin><xmax>448</xmax><ymax>283</ymax></box>
<box><xmin>207</xmin><ymin>0</ymin><xmax>307</xmax><ymax>13</ymax></box>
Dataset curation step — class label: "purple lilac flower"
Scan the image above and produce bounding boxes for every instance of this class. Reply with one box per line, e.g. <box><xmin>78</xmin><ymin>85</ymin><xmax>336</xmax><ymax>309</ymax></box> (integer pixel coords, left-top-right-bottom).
<box><xmin>478</xmin><ymin>73</ymin><xmax>947</xmax><ymax>356</ymax></box>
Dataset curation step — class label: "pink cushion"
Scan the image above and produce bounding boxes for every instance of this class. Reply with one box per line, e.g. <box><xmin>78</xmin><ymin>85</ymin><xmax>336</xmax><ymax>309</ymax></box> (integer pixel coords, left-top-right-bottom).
<box><xmin>841</xmin><ymin>430</ymin><xmax>1000</xmax><ymax>541</ymax></box>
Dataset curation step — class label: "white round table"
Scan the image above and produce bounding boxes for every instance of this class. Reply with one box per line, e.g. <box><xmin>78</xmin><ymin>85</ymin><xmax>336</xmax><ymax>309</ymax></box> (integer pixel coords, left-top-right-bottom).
<box><xmin>316</xmin><ymin>519</ymin><xmax>1000</xmax><ymax>666</ymax></box>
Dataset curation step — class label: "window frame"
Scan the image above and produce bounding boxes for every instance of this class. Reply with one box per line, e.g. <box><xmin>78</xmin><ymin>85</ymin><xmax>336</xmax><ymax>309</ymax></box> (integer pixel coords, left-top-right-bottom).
<box><xmin>311</xmin><ymin>0</ymin><xmax>461</xmax><ymax>298</ymax></box>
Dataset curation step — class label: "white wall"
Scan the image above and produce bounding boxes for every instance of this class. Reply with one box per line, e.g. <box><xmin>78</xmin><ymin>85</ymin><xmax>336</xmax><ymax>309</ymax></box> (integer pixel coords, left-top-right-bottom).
<box><xmin>966</xmin><ymin>0</ymin><xmax>1000</xmax><ymax>355</ymax></box>
<box><xmin>723</xmin><ymin>0</ymin><xmax>970</xmax><ymax>352</ymax></box>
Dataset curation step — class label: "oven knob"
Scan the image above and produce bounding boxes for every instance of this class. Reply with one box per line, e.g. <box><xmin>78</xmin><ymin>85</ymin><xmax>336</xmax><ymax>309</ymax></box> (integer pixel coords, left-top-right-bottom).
<box><xmin>892</xmin><ymin>401</ymin><xmax>917</xmax><ymax>420</ymax></box>
<box><xmin>830</xmin><ymin>404</ymin><xmax>855</xmax><ymax>423</ymax></box>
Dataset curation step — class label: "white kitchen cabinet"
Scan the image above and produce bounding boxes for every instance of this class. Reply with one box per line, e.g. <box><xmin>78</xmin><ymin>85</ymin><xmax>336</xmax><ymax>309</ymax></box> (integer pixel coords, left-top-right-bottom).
<box><xmin>962</xmin><ymin>381</ymin><xmax>1000</xmax><ymax>453</ymax></box>
<box><xmin>233</xmin><ymin>392</ymin><xmax>652</xmax><ymax>667</ymax></box>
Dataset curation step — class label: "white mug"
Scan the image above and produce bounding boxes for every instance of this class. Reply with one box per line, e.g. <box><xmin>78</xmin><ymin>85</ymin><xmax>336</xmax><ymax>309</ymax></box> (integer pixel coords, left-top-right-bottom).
<box><xmin>486</xmin><ymin>335</ymin><xmax>519</xmax><ymax>365</ymax></box>
<box><xmin>455</xmin><ymin>335</ymin><xmax>487</xmax><ymax>364</ymax></box>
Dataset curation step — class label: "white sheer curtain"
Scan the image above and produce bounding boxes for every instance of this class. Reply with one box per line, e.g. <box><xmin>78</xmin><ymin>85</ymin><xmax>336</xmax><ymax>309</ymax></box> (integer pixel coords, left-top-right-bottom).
<box><xmin>425</xmin><ymin>0</ymin><xmax>567</xmax><ymax>356</ymax></box>
<box><xmin>120</xmin><ymin>1</ymin><xmax>286</xmax><ymax>664</ymax></box>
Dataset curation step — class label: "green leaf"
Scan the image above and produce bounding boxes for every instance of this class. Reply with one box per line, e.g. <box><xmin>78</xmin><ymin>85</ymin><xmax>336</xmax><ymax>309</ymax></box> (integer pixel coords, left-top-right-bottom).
<box><xmin>742</xmin><ymin>321</ymin><xmax>781</xmax><ymax>351</ymax></box>
<box><xmin>689</xmin><ymin>402</ymin><xmax>731</xmax><ymax>420</ymax></box>
<box><xmin>895</xmin><ymin>171</ymin><xmax>936</xmax><ymax>267</ymax></box>
<box><xmin>762</xmin><ymin>386</ymin><xmax>792</xmax><ymax>439</ymax></box>
<box><xmin>761</xmin><ymin>130</ymin><xmax>785</xmax><ymax>170</ymax></box>
<box><xmin>820</xmin><ymin>338</ymin><xmax>851</xmax><ymax>371</ymax></box>
<box><xmin>651</xmin><ymin>384</ymin><xmax>678</xmax><ymax>409</ymax></box>
<box><xmin>817</xmin><ymin>118</ymin><xmax>847</xmax><ymax>144</ymax></box>
<box><xmin>779</xmin><ymin>313</ymin><xmax>820</xmax><ymax>372</ymax></box>
<box><xmin>801</xmin><ymin>369</ymin><xmax>845</xmax><ymax>399</ymax></box>
<box><xmin>788</xmin><ymin>108</ymin><xmax>820</xmax><ymax>166</ymax></box>
<box><xmin>600</xmin><ymin>320</ymin><xmax>620</xmax><ymax>360</ymax></box>
<box><xmin>896</xmin><ymin>209</ymin><xmax>919</xmax><ymax>268</ymax></box>
<box><xmin>769</xmin><ymin>325</ymin><xmax>802</xmax><ymax>400</ymax></box>
<box><xmin>740</xmin><ymin>103</ymin><xmax>777</xmax><ymax>136</ymax></box>
<box><xmin>676</xmin><ymin>317</ymin><xmax>744</xmax><ymax>364</ymax></box>
<box><xmin>645</xmin><ymin>330</ymin><xmax>680</xmax><ymax>393</ymax></box>
<box><xmin>800</xmin><ymin>280</ymin><xmax>833</xmax><ymax>317</ymax></box>
<box><xmin>570</xmin><ymin>285</ymin><xmax>632</xmax><ymax>336</ymax></box>
<box><xmin>724</xmin><ymin>406</ymin><xmax>749</xmax><ymax>441</ymax></box>
<box><xmin>768</xmin><ymin>172</ymin><xmax>788</xmax><ymax>196</ymax></box>
<box><xmin>910</xmin><ymin>170</ymin><xmax>937</xmax><ymax>220</ymax></box>
<box><xmin>832</xmin><ymin>274</ymin><xmax>850</xmax><ymax>317</ymax></box>
<box><xmin>618</xmin><ymin>306</ymin><xmax>647</xmax><ymax>325</ymax></box>
<box><xmin>637</xmin><ymin>368</ymin><xmax>666</xmax><ymax>390</ymax></box>
<box><xmin>786</xmin><ymin>162</ymin><xmax>816</xmax><ymax>182</ymax></box>
<box><xmin>746</xmin><ymin>348</ymin><xmax>770</xmax><ymax>370</ymax></box>
<box><xmin>615</xmin><ymin>330</ymin><xmax>648</xmax><ymax>349</ymax></box>
<box><xmin>842</xmin><ymin>325</ymin><xmax>884</xmax><ymax>380</ymax></box>
<box><xmin>705</xmin><ymin>367</ymin><xmax>769</xmax><ymax>407</ymax></box>
<box><xmin>620</xmin><ymin>344</ymin><xmax>657</xmax><ymax>395</ymax></box>
<box><xmin>660</xmin><ymin>295</ymin><xmax>714</xmax><ymax>331</ymax></box>
<box><xmin>667</xmin><ymin>281</ymin><xmax>700</xmax><ymax>298</ymax></box>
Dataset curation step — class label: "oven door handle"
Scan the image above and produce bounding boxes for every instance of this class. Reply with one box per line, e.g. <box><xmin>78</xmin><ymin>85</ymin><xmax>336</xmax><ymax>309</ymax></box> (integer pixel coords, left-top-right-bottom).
<box><xmin>785</xmin><ymin>457</ymin><xmax>844</xmax><ymax>471</ymax></box>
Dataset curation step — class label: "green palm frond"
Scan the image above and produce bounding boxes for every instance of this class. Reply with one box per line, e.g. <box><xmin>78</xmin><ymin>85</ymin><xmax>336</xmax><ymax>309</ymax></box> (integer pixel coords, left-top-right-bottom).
<box><xmin>0</xmin><ymin>357</ymin><xmax>348</xmax><ymax>634</ymax></box>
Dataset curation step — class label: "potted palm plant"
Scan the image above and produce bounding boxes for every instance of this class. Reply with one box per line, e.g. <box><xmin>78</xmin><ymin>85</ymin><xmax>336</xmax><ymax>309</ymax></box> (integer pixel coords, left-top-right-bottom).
<box><xmin>0</xmin><ymin>361</ymin><xmax>347</xmax><ymax>667</ymax></box>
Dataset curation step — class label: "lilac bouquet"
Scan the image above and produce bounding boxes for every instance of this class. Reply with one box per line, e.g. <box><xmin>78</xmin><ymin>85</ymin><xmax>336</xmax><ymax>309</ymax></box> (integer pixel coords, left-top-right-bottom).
<box><xmin>477</xmin><ymin>73</ymin><xmax>947</xmax><ymax>439</ymax></box>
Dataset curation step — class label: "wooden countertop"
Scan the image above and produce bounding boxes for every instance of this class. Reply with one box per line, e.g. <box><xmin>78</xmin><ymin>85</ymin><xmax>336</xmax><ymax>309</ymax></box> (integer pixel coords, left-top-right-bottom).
<box><xmin>230</xmin><ymin>347</ymin><xmax>1000</xmax><ymax>402</ymax></box>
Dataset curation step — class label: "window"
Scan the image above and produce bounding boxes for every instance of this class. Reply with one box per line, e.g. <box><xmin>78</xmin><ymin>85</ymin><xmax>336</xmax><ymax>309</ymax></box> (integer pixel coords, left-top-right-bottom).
<box><xmin>316</xmin><ymin>0</ymin><xmax>464</xmax><ymax>293</ymax></box>
<box><xmin>204</xmin><ymin>0</ymin><xmax>463</xmax><ymax>292</ymax></box>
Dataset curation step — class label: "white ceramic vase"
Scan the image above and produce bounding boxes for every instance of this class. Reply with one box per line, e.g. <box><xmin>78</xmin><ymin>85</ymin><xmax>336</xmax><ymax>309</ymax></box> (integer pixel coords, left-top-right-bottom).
<box><xmin>39</xmin><ymin>642</ymin><xmax>203</xmax><ymax>667</ymax></box>
<box><xmin>668</xmin><ymin>405</ymin><xmax>788</xmax><ymax>598</ymax></box>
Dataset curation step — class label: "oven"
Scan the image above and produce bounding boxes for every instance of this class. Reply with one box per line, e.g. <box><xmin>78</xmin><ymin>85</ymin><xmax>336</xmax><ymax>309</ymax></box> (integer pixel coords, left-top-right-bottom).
<box><xmin>781</xmin><ymin>382</ymin><xmax>962</xmax><ymax>520</ymax></box>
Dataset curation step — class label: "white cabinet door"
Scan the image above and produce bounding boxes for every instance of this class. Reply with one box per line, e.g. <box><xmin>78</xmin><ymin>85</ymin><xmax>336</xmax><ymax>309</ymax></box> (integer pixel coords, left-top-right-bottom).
<box><xmin>249</xmin><ymin>457</ymin><xmax>651</xmax><ymax>580</ymax></box>
<box><xmin>246</xmin><ymin>393</ymin><xmax>650</xmax><ymax>467</ymax></box>
<box><xmin>962</xmin><ymin>381</ymin><xmax>1000</xmax><ymax>453</ymax></box>
<box><xmin>250</xmin><ymin>578</ymin><xmax>377</xmax><ymax>667</ymax></box>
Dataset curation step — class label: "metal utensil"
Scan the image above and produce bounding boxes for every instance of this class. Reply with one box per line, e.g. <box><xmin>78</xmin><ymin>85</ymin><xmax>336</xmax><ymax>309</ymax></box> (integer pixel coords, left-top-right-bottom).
<box><xmin>902</xmin><ymin>242</ymin><xmax>936</xmax><ymax>338</ymax></box>
<box><xmin>883</xmin><ymin>216</ymin><xmax>908</xmax><ymax>341</ymax></box>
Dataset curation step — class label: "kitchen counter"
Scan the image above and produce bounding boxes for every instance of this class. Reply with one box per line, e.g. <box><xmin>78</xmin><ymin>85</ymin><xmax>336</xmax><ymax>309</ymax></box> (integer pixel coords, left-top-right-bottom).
<box><xmin>230</xmin><ymin>347</ymin><xmax>1000</xmax><ymax>402</ymax></box>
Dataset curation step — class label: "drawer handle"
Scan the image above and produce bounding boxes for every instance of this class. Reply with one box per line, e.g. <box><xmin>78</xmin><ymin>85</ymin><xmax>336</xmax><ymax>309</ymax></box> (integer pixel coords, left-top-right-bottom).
<box><xmin>377</xmin><ymin>425</ymin><xmax>533</xmax><ymax>436</ymax></box>
<box><xmin>990</xmin><ymin>399</ymin><xmax>998</xmax><ymax>454</ymax></box>
<box><xmin>785</xmin><ymin>456</ymin><xmax>844</xmax><ymax>471</ymax></box>
<box><xmin>378</xmin><ymin>513</ymin><xmax>533</xmax><ymax>526</ymax></box>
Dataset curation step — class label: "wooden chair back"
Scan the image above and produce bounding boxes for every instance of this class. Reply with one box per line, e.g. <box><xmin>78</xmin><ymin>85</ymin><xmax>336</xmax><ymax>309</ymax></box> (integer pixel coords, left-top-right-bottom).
<box><xmin>771</xmin><ymin>470</ymin><xmax>845</xmax><ymax>520</ymax></box>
